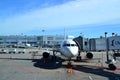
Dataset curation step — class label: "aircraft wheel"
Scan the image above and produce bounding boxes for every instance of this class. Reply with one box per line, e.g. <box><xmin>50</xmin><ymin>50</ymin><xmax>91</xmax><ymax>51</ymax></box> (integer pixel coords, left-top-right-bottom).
<box><xmin>43</xmin><ymin>52</ymin><xmax>50</xmax><ymax>58</ymax></box>
<box><xmin>86</xmin><ymin>52</ymin><xmax>93</xmax><ymax>59</ymax></box>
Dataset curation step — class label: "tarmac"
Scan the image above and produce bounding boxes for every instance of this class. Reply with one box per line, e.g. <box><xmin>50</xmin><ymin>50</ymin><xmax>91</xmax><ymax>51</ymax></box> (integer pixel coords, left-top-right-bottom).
<box><xmin>0</xmin><ymin>48</ymin><xmax>120</xmax><ymax>80</ymax></box>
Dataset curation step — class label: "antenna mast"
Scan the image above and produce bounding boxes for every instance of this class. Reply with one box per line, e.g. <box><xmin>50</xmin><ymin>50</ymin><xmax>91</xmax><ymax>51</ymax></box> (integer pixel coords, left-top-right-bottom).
<box><xmin>64</xmin><ymin>28</ymin><xmax>66</xmax><ymax>40</ymax></box>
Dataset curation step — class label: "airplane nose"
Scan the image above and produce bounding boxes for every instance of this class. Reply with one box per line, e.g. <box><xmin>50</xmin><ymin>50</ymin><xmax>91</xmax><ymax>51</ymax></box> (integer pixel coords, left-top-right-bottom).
<box><xmin>67</xmin><ymin>47</ymin><xmax>78</xmax><ymax>57</ymax></box>
<box><xmin>70</xmin><ymin>47</ymin><xmax>78</xmax><ymax>56</ymax></box>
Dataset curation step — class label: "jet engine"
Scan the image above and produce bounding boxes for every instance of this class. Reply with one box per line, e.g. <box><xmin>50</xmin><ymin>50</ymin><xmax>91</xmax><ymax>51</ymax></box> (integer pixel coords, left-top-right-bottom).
<box><xmin>108</xmin><ymin>64</ymin><xmax>117</xmax><ymax>70</ymax></box>
<box><xmin>43</xmin><ymin>52</ymin><xmax>50</xmax><ymax>58</ymax></box>
<box><xmin>86</xmin><ymin>52</ymin><xmax>93</xmax><ymax>59</ymax></box>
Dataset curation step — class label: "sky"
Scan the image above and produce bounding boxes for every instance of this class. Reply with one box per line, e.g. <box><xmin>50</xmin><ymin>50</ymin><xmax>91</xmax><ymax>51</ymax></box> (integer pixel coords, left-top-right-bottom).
<box><xmin>0</xmin><ymin>0</ymin><xmax>120</xmax><ymax>38</ymax></box>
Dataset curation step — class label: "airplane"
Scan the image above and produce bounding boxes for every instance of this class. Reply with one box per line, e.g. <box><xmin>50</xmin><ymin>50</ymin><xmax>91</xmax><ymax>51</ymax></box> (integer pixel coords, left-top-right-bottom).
<box><xmin>42</xmin><ymin>38</ymin><xmax>93</xmax><ymax>68</ymax></box>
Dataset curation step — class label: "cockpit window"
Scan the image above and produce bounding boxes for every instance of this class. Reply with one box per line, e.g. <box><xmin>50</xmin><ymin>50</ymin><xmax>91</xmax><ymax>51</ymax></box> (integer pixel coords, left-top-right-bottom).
<box><xmin>63</xmin><ymin>44</ymin><xmax>70</xmax><ymax>46</ymax></box>
<box><xmin>71</xmin><ymin>44</ymin><xmax>77</xmax><ymax>46</ymax></box>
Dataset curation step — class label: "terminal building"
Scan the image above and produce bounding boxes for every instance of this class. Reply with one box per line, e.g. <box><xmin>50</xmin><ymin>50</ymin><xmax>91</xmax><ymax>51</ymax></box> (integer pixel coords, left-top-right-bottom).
<box><xmin>0</xmin><ymin>35</ymin><xmax>66</xmax><ymax>48</ymax></box>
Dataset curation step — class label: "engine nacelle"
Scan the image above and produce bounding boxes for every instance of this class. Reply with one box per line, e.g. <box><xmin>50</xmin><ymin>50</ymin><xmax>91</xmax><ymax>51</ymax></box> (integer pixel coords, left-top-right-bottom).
<box><xmin>86</xmin><ymin>52</ymin><xmax>93</xmax><ymax>59</ymax></box>
<box><xmin>43</xmin><ymin>52</ymin><xmax>50</xmax><ymax>58</ymax></box>
<box><xmin>108</xmin><ymin>64</ymin><xmax>117</xmax><ymax>70</ymax></box>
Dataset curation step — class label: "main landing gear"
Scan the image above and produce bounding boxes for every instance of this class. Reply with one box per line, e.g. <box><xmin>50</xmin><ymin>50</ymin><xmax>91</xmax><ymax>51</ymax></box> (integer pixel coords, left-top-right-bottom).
<box><xmin>76</xmin><ymin>56</ymin><xmax>81</xmax><ymax>61</ymax></box>
<box><xmin>76</xmin><ymin>49</ymin><xmax>82</xmax><ymax>61</ymax></box>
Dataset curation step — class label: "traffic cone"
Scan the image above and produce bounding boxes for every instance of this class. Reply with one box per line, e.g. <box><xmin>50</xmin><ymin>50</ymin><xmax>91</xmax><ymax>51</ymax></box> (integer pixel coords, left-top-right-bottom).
<box><xmin>68</xmin><ymin>67</ymin><xmax>73</xmax><ymax>74</ymax></box>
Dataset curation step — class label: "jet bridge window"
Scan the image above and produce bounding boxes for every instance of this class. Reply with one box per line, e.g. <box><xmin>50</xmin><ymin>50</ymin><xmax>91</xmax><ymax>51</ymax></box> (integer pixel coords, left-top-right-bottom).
<box><xmin>84</xmin><ymin>41</ymin><xmax>88</xmax><ymax>46</ymax></box>
<box><xmin>63</xmin><ymin>44</ymin><xmax>77</xmax><ymax>47</ymax></box>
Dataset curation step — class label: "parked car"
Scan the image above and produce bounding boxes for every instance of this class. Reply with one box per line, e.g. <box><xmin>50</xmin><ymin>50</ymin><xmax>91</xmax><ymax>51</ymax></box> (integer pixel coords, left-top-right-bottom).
<box><xmin>18</xmin><ymin>49</ymin><xmax>25</xmax><ymax>54</ymax></box>
<box><xmin>8</xmin><ymin>49</ymin><xmax>16</xmax><ymax>54</ymax></box>
<box><xmin>0</xmin><ymin>49</ymin><xmax>7</xmax><ymax>54</ymax></box>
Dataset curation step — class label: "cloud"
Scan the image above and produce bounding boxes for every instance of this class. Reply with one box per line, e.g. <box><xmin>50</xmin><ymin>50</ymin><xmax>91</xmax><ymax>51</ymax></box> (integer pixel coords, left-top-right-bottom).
<box><xmin>0</xmin><ymin>0</ymin><xmax>120</xmax><ymax>35</ymax></box>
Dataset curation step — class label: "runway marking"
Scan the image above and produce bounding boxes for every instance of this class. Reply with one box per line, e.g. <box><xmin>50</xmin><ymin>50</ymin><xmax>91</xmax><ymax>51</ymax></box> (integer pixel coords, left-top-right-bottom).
<box><xmin>1</xmin><ymin>57</ymin><xmax>120</xmax><ymax>77</ymax></box>
<box><xmin>10</xmin><ymin>62</ymin><xmax>63</xmax><ymax>74</ymax></box>
<box><xmin>88</xmin><ymin>76</ymin><xmax>93</xmax><ymax>80</ymax></box>
<box><xmin>0</xmin><ymin>58</ymin><xmax>83</xmax><ymax>75</ymax></box>
<box><xmin>0</xmin><ymin>59</ymin><xmax>62</xmax><ymax>74</ymax></box>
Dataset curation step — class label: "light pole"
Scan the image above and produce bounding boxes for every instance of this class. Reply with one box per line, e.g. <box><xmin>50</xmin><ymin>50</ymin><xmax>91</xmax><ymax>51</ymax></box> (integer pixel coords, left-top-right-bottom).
<box><xmin>105</xmin><ymin>32</ymin><xmax>109</xmax><ymax>63</ymax></box>
<box><xmin>42</xmin><ymin>29</ymin><xmax>45</xmax><ymax>47</ymax></box>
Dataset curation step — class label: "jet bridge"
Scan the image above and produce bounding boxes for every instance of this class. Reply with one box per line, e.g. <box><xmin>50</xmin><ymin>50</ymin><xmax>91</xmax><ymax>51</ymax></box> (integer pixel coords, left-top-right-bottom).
<box><xmin>106</xmin><ymin>36</ymin><xmax>120</xmax><ymax>70</ymax></box>
<box><xmin>74</xmin><ymin>35</ymin><xmax>120</xmax><ymax>70</ymax></box>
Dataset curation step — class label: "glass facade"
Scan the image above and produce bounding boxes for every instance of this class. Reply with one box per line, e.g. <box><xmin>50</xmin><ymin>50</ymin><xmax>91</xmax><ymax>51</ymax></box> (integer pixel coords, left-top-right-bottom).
<box><xmin>0</xmin><ymin>35</ymin><xmax>65</xmax><ymax>48</ymax></box>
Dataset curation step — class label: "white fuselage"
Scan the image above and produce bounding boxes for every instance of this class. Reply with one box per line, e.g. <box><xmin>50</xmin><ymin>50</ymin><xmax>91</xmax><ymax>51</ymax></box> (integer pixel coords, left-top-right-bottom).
<box><xmin>60</xmin><ymin>39</ymin><xmax>79</xmax><ymax>58</ymax></box>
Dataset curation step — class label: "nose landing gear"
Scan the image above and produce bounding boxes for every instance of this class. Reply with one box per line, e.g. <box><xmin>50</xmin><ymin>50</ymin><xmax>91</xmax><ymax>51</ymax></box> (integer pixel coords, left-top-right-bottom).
<box><xmin>66</xmin><ymin>58</ymin><xmax>72</xmax><ymax>68</ymax></box>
